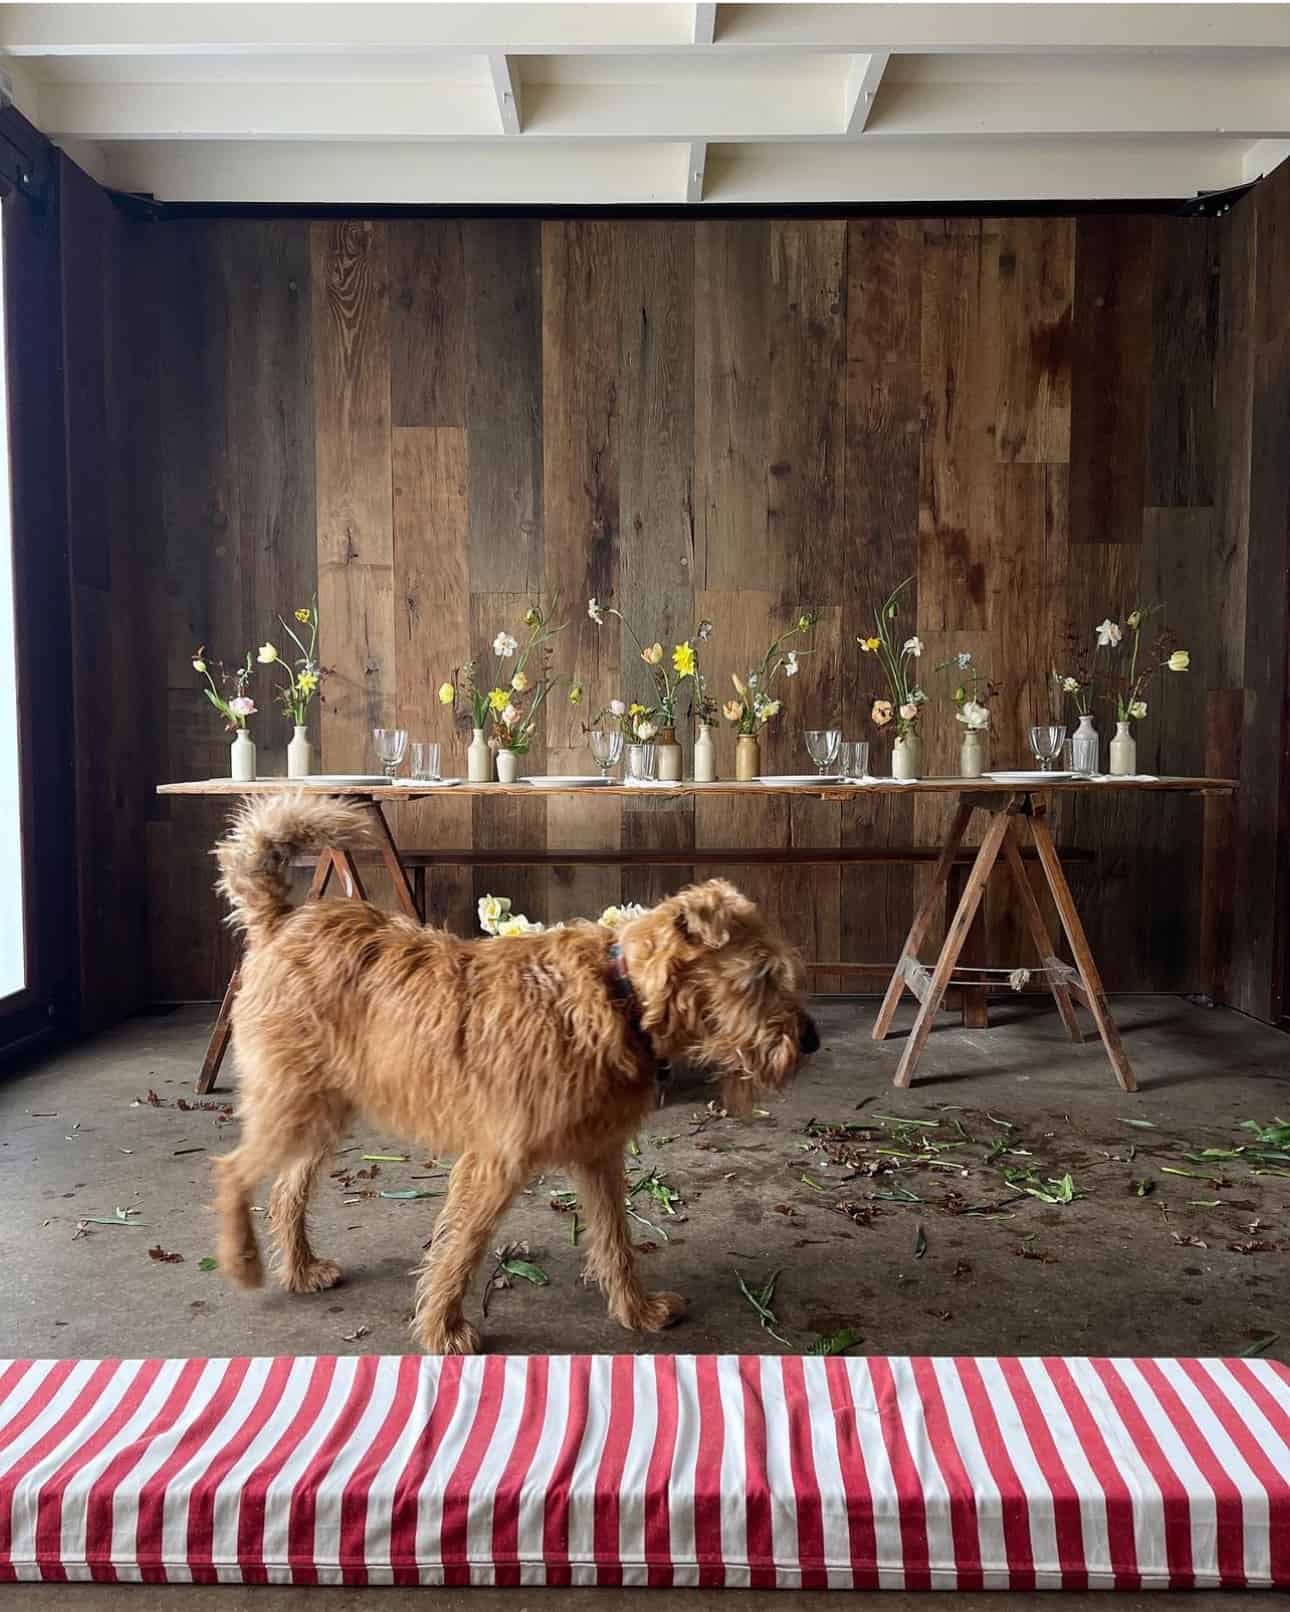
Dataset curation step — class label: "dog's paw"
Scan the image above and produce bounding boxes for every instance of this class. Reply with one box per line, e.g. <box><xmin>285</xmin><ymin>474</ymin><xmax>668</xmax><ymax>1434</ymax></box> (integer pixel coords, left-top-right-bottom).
<box><xmin>417</xmin><ymin>1316</ymin><xmax>482</xmax><ymax>1356</ymax></box>
<box><xmin>280</xmin><ymin>1258</ymin><xmax>343</xmax><ymax>1295</ymax></box>
<box><xmin>621</xmin><ymin>1290</ymin><xmax>687</xmax><ymax>1332</ymax></box>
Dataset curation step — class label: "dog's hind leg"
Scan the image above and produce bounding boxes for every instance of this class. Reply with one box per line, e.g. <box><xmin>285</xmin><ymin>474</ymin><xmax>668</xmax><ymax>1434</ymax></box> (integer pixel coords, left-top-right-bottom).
<box><xmin>268</xmin><ymin>1146</ymin><xmax>345</xmax><ymax>1294</ymax></box>
<box><xmin>213</xmin><ymin>1143</ymin><xmax>269</xmax><ymax>1290</ymax></box>
<box><xmin>572</xmin><ymin>1153</ymin><xmax>687</xmax><ymax>1334</ymax></box>
<box><xmin>412</xmin><ymin>1152</ymin><xmax>521</xmax><ymax>1356</ymax></box>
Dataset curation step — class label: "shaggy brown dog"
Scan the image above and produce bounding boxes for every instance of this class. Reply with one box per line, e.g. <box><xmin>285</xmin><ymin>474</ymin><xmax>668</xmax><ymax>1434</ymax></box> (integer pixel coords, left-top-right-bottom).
<box><xmin>211</xmin><ymin>794</ymin><xmax>818</xmax><ymax>1354</ymax></box>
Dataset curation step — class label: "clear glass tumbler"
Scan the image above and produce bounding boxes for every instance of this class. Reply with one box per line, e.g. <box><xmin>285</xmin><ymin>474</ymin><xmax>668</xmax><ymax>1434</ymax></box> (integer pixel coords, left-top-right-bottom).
<box><xmin>410</xmin><ymin>741</ymin><xmax>441</xmax><ymax>780</ymax></box>
<box><xmin>626</xmin><ymin>743</ymin><xmax>657</xmax><ymax>781</ymax></box>
<box><xmin>839</xmin><ymin>740</ymin><xmax>870</xmax><ymax>781</ymax></box>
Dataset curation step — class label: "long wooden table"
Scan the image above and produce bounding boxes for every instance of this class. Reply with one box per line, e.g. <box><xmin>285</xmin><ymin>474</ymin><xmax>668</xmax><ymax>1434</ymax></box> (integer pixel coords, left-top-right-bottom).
<box><xmin>157</xmin><ymin>776</ymin><xmax>1236</xmax><ymax>1095</ymax></box>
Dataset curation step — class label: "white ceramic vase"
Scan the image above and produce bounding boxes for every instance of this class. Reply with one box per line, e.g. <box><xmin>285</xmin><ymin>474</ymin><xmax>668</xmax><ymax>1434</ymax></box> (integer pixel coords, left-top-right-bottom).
<box><xmin>230</xmin><ymin>728</ymin><xmax>256</xmax><ymax>783</ymax></box>
<box><xmin>1109</xmin><ymin>721</ymin><xmax>1136</xmax><ymax>777</ymax></box>
<box><xmin>496</xmin><ymin>748</ymin><xmax>520</xmax><ymax>784</ymax></box>
<box><xmin>1070</xmin><ymin>712</ymin><xmax>1099</xmax><ymax>774</ymax></box>
<box><xmin>959</xmin><ymin>728</ymin><xmax>987</xmax><ymax>778</ymax></box>
<box><xmin>892</xmin><ymin>730</ymin><xmax>922</xmax><ymax>780</ymax></box>
<box><xmin>693</xmin><ymin>724</ymin><xmax>716</xmax><ymax>783</ymax></box>
<box><xmin>287</xmin><ymin>724</ymin><xmax>313</xmax><ymax>779</ymax></box>
<box><xmin>467</xmin><ymin>727</ymin><xmax>492</xmax><ymax>783</ymax></box>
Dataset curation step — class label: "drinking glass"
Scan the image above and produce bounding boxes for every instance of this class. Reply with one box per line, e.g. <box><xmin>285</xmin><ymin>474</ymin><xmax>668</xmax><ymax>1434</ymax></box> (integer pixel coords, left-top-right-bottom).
<box><xmin>372</xmin><ymin>727</ymin><xmax>408</xmax><ymax>778</ymax></box>
<box><xmin>410</xmin><ymin>741</ymin><xmax>441</xmax><ymax>780</ymax></box>
<box><xmin>839</xmin><ymin>740</ymin><xmax>870</xmax><ymax>781</ymax></box>
<box><xmin>589</xmin><ymin>728</ymin><xmax>624</xmax><ymax>780</ymax></box>
<box><xmin>1028</xmin><ymin>724</ymin><xmax>1067</xmax><ymax>772</ymax></box>
<box><xmin>626</xmin><ymin>743</ymin><xmax>657</xmax><ymax>781</ymax></box>
<box><xmin>804</xmin><ymin>728</ymin><xmax>841</xmax><ymax>776</ymax></box>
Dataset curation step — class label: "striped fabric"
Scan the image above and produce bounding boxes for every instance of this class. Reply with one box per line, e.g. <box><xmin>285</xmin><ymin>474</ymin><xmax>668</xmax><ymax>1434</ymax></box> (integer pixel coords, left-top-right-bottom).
<box><xmin>1</xmin><ymin>1354</ymin><xmax>1287</xmax><ymax>1588</ymax></box>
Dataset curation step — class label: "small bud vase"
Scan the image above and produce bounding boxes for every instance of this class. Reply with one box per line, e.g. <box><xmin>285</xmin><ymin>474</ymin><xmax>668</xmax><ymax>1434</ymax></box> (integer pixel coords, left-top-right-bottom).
<box><xmin>655</xmin><ymin>725</ymin><xmax>683</xmax><ymax>781</ymax></box>
<box><xmin>1070</xmin><ymin>712</ymin><xmax>1099</xmax><ymax>774</ymax></box>
<box><xmin>1109</xmin><ymin>721</ymin><xmax>1136</xmax><ymax>777</ymax></box>
<box><xmin>959</xmin><ymin>728</ymin><xmax>987</xmax><ymax>778</ymax></box>
<box><xmin>467</xmin><ymin>727</ymin><xmax>491</xmax><ymax>783</ymax></box>
<box><xmin>693</xmin><ymin>724</ymin><xmax>717</xmax><ymax>783</ymax></box>
<box><xmin>230</xmin><ymin>728</ymin><xmax>256</xmax><ymax>783</ymax></box>
<box><xmin>495</xmin><ymin>748</ymin><xmax>520</xmax><ymax>785</ymax></box>
<box><xmin>892</xmin><ymin>730</ymin><xmax>921</xmax><ymax>780</ymax></box>
<box><xmin>287</xmin><ymin>724</ymin><xmax>313</xmax><ymax>779</ymax></box>
<box><xmin>735</xmin><ymin>733</ymin><xmax>761</xmax><ymax>782</ymax></box>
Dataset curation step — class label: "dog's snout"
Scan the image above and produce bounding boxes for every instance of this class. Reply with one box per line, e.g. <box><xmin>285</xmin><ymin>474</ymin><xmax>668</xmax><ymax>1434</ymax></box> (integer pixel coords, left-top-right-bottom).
<box><xmin>800</xmin><ymin>1014</ymin><xmax>820</xmax><ymax>1055</ymax></box>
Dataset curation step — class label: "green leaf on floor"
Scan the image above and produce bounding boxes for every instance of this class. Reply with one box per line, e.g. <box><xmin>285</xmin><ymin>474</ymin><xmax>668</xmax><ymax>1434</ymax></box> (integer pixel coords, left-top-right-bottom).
<box><xmin>913</xmin><ymin>1223</ymin><xmax>928</xmax><ymax>1259</ymax></box>
<box><xmin>378</xmin><ymin>1189</ymin><xmax>441</xmax><ymax>1200</ymax></box>
<box><xmin>1239</xmin><ymin>1331</ymin><xmax>1280</xmax><ymax>1357</ymax></box>
<box><xmin>809</xmin><ymin>1327</ymin><xmax>862</xmax><ymax>1357</ymax></box>
<box><xmin>1239</xmin><ymin>1117</ymin><xmax>1290</xmax><ymax>1148</ymax></box>
<box><xmin>500</xmin><ymin>1258</ymin><xmax>549</xmax><ymax>1286</ymax></box>
<box><xmin>198</xmin><ymin>1256</ymin><xmax>218</xmax><ymax>1271</ymax></box>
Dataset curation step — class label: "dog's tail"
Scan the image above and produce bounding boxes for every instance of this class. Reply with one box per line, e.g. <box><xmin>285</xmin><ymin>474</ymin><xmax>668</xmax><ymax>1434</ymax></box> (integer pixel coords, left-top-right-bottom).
<box><xmin>214</xmin><ymin>793</ymin><xmax>370</xmax><ymax>938</ymax></box>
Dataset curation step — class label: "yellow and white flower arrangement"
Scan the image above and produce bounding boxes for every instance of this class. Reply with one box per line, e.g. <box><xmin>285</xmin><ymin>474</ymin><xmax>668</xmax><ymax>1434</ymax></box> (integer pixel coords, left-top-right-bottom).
<box><xmin>478</xmin><ymin>894</ymin><xmax>648</xmax><ymax>937</ymax></box>
<box><xmin>440</xmin><ymin>600</ymin><xmax>575</xmax><ymax>753</ymax></box>
<box><xmin>258</xmin><ymin>601</ymin><xmax>324</xmax><ymax>726</ymax></box>
<box><xmin>586</xmin><ymin>598</ymin><xmax>713</xmax><ymax>728</ymax></box>
<box><xmin>1055</xmin><ymin>604</ymin><xmax>1189</xmax><ymax>727</ymax></box>
<box><xmin>858</xmin><ymin>578</ymin><xmax>925</xmax><ymax>737</ymax></box>
<box><xmin>723</xmin><ymin>613</ymin><xmax>818</xmax><ymax>736</ymax></box>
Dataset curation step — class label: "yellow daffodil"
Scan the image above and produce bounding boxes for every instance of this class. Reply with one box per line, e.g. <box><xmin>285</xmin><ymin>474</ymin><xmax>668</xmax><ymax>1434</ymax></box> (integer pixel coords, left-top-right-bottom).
<box><xmin>488</xmin><ymin>687</ymin><xmax>510</xmax><ymax>713</ymax></box>
<box><xmin>294</xmin><ymin>607</ymin><xmax>312</xmax><ymax>623</ymax></box>
<box><xmin>523</xmin><ymin>606</ymin><xmax>540</xmax><ymax>627</ymax></box>
<box><xmin>629</xmin><ymin>702</ymin><xmax>648</xmax><ymax>717</ymax></box>
<box><xmin>257</xmin><ymin>643</ymin><xmax>279</xmax><ymax>664</ymax></box>
<box><xmin>511</xmin><ymin>671</ymin><xmax>530</xmax><ymax>693</ymax></box>
<box><xmin>1168</xmin><ymin>649</ymin><xmax>1190</xmax><ymax>672</ymax></box>
<box><xmin>858</xmin><ymin>636</ymin><xmax>881</xmax><ymax>653</ymax></box>
<box><xmin>569</xmin><ymin>683</ymin><xmax>584</xmax><ymax>705</ymax></box>
<box><xmin>641</xmin><ymin>642</ymin><xmax>664</xmax><ymax>666</ymax></box>
<box><xmin>297</xmin><ymin>671</ymin><xmax>319</xmax><ymax>694</ymax></box>
<box><xmin>672</xmin><ymin>642</ymin><xmax>696</xmax><ymax>678</ymax></box>
<box><xmin>438</xmin><ymin>681</ymin><xmax>455</xmax><ymax>705</ymax></box>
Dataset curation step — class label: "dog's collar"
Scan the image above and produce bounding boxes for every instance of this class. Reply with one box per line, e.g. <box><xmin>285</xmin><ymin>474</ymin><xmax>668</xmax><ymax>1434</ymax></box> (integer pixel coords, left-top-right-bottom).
<box><xmin>607</xmin><ymin>941</ymin><xmax>671</xmax><ymax>1089</ymax></box>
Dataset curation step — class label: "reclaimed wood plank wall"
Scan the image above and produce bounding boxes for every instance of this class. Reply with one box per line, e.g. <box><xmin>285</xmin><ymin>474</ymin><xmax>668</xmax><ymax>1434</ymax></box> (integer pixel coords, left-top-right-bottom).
<box><xmin>132</xmin><ymin>205</ymin><xmax>1283</xmax><ymax>1009</ymax></box>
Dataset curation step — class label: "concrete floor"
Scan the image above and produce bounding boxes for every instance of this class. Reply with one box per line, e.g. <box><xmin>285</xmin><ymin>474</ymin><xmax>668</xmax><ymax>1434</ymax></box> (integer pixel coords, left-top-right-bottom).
<box><xmin>1</xmin><ymin>995</ymin><xmax>1288</xmax><ymax>1607</ymax></box>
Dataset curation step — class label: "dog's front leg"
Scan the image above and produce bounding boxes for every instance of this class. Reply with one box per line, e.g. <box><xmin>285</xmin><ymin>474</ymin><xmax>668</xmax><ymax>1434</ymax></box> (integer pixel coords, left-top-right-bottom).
<box><xmin>412</xmin><ymin>1153</ymin><xmax>518</xmax><ymax>1356</ymax></box>
<box><xmin>573</xmin><ymin>1154</ymin><xmax>687</xmax><ymax>1334</ymax></box>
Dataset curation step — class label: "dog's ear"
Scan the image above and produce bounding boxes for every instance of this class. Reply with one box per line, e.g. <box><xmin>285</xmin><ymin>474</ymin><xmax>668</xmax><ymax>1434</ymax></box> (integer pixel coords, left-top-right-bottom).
<box><xmin>673</xmin><ymin>879</ymin><xmax>754</xmax><ymax>950</ymax></box>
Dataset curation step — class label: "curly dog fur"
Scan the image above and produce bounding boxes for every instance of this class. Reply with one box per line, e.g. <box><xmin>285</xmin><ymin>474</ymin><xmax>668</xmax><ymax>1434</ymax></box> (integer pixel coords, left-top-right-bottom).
<box><xmin>211</xmin><ymin>793</ymin><xmax>818</xmax><ymax>1354</ymax></box>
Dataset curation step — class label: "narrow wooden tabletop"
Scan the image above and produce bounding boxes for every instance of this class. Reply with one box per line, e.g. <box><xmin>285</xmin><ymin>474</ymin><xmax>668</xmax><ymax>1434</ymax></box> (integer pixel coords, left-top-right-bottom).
<box><xmin>157</xmin><ymin>776</ymin><xmax>1238</xmax><ymax>800</ymax></box>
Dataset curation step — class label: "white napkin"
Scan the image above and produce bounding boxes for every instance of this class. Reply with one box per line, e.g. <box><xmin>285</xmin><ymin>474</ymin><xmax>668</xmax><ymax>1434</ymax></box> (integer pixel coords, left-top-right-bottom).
<box><xmin>1087</xmin><ymin>773</ymin><xmax>1159</xmax><ymax>782</ymax></box>
<box><xmin>623</xmin><ymin>777</ymin><xmax>683</xmax><ymax>788</ymax></box>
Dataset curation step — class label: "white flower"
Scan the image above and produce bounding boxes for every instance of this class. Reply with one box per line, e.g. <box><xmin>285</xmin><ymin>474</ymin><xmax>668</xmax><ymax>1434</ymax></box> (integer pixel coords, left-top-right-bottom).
<box><xmin>903</xmin><ymin>636</ymin><xmax>924</xmax><ymax>658</ymax></box>
<box><xmin>501</xmin><ymin>703</ymin><xmax>520</xmax><ymax>725</ymax></box>
<box><xmin>635</xmin><ymin>720</ymin><xmax>657</xmax><ymax>741</ymax></box>
<box><xmin>758</xmin><ymin>698</ymin><xmax>781</xmax><ymax>719</ymax></box>
<box><xmin>256</xmin><ymin>643</ymin><xmax>278</xmax><ymax>665</ymax></box>
<box><xmin>228</xmin><ymin>696</ymin><xmax>256</xmax><ymax>718</ymax></box>
<box><xmin>609</xmin><ymin>699</ymin><xmax>626</xmax><ymax>716</ymax></box>
<box><xmin>478</xmin><ymin>894</ymin><xmax>511</xmax><ymax>934</ymax></box>
<box><xmin>587</xmin><ymin>598</ymin><xmax>606</xmax><ymax>625</ymax></box>
<box><xmin>1096</xmin><ymin>619</ymin><xmax>1122</xmax><ymax>647</ymax></box>
<box><xmin>1168</xmin><ymin>649</ymin><xmax>1190</xmax><ymax>672</ymax></box>
<box><xmin>899</xmin><ymin>701</ymin><xmax>919</xmax><ymax>722</ymax></box>
<box><xmin>957</xmin><ymin>700</ymin><xmax>990</xmax><ymax>730</ymax></box>
<box><xmin>498</xmin><ymin>915</ymin><xmax>543</xmax><ymax>937</ymax></box>
<box><xmin>1062</xmin><ymin>676</ymin><xmax>1080</xmax><ymax>693</ymax></box>
<box><xmin>784</xmin><ymin>652</ymin><xmax>799</xmax><ymax>677</ymax></box>
<box><xmin>1128</xmin><ymin>699</ymin><xmax>1148</xmax><ymax>720</ymax></box>
<box><xmin>956</xmin><ymin>651</ymin><xmax>972</xmax><ymax>669</ymax></box>
<box><xmin>493</xmin><ymin>631</ymin><xmax>518</xmax><ymax>658</ymax></box>
<box><xmin>511</xmin><ymin>670</ymin><xmax>530</xmax><ymax>693</ymax></box>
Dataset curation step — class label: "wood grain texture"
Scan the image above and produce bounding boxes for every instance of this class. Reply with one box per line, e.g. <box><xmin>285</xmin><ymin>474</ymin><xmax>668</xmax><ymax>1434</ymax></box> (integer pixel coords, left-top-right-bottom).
<box><xmin>124</xmin><ymin>206</ymin><xmax>1275</xmax><ymax>1012</ymax></box>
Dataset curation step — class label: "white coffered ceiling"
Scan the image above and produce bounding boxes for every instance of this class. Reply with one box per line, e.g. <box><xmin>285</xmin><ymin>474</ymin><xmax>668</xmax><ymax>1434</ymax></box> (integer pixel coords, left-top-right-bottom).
<box><xmin>3</xmin><ymin>3</ymin><xmax>1289</xmax><ymax>204</ymax></box>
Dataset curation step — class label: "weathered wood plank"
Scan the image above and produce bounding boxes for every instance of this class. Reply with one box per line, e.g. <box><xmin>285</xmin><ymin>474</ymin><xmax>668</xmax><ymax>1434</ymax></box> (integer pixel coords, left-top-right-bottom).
<box><xmin>388</xmin><ymin>220</ymin><xmax>466</xmax><ymax>428</ymax></box>
<box><xmin>1147</xmin><ymin>217</ymin><xmax>1219</xmax><ymax>509</ymax></box>
<box><xmin>995</xmin><ymin>216</ymin><xmax>1074</xmax><ymax>465</ymax></box>
<box><xmin>1069</xmin><ymin>214</ymin><xmax>1152</xmax><ymax>544</ymax></box>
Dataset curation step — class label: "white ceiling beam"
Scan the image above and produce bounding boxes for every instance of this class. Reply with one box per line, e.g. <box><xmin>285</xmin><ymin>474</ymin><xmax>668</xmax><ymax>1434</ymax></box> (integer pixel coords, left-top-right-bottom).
<box><xmin>686</xmin><ymin>138</ymin><xmax>708</xmax><ymax>201</ymax></box>
<box><xmin>99</xmin><ymin>132</ymin><xmax>1247</xmax><ymax>205</ymax></box>
<box><xmin>38</xmin><ymin>71</ymin><xmax>1290</xmax><ymax>145</ymax></box>
<box><xmin>704</xmin><ymin>136</ymin><xmax>1246</xmax><ymax>202</ymax></box>
<box><xmin>100</xmin><ymin>139</ymin><xmax>689</xmax><ymax>203</ymax></box>
<box><xmin>0</xmin><ymin>3</ymin><xmax>697</xmax><ymax>56</ymax></box>
<box><xmin>1243</xmin><ymin>138</ymin><xmax>1290</xmax><ymax>182</ymax></box>
<box><xmin>486</xmin><ymin>55</ymin><xmax>521</xmax><ymax>135</ymax></box>
<box><xmin>8</xmin><ymin>3</ymin><xmax>1289</xmax><ymax>57</ymax></box>
<box><xmin>0</xmin><ymin>55</ymin><xmax>40</xmax><ymax>122</ymax></box>
<box><xmin>843</xmin><ymin>51</ymin><xmax>888</xmax><ymax>135</ymax></box>
<box><xmin>692</xmin><ymin>4</ymin><xmax>717</xmax><ymax>46</ymax></box>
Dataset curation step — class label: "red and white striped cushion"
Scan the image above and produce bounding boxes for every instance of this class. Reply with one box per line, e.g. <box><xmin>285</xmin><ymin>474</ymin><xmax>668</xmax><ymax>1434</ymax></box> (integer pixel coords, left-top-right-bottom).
<box><xmin>1</xmin><ymin>1354</ymin><xmax>1287</xmax><ymax>1588</ymax></box>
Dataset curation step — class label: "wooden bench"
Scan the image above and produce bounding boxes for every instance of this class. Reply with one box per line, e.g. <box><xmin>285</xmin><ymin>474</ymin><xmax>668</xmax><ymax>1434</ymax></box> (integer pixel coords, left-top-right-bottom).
<box><xmin>291</xmin><ymin>843</ymin><xmax>1092</xmax><ymax>1025</ymax></box>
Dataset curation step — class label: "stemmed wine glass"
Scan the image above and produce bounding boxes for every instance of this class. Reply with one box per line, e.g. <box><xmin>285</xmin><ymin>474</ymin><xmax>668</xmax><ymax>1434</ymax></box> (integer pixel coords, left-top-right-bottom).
<box><xmin>372</xmin><ymin>727</ymin><xmax>408</xmax><ymax>778</ymax></box>
<box><xmin>589</xmin><ymin>728</ymin><xmax>623</xmax><ymax>780</ymax></box>
<box><xmin>804</xmin><ymin>728</ymin><xmax>841</xmax><ymax>777</ymax></box>
<box><xmin>1028</xmin><ymin>725</ymin><xmax>1067</xmax><ymax>772</ymax></box>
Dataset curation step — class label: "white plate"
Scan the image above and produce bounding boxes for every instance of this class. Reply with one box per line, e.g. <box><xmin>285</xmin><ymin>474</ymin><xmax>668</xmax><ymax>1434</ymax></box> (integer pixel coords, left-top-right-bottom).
<box><xmin>983</xmin><ymin>770</ymin><xmax>1075</xmax><ymax>784</ymax></box>
<box><xmin>389</xmin><ymin>777</ymin><xmax>462</xmax><ymax>787</ymax></box>
<box><xmin>303</xmin><ymin>774</ymin><xmax>389</xmax><ymax>785</ymax></box>
<box><xmin>755</xmin><ymin>774</ymin><xmax>843</xmax><ymax>785</ymax></box>
<box><xmin>525</xmin><ymin>775</ymin><xmax>610</xmax><ymax>788</ymax></box>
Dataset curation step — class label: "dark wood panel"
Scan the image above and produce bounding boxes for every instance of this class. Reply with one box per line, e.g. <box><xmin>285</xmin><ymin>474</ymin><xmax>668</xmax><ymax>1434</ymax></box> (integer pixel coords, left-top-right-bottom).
<box><xmin>1069</xmin><ymin>215</ymin><xmax>1152</xmax><ymax>544</ymax></box>
<box><xmin>1147</xmin><ymin>217</ymin><xmax>1219</xmax><ymax>509</ymax></box>
<box><xmin>388</xmin><ymin>220</ymin><xmax>465</xmax><ymax>428</ymax></box>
